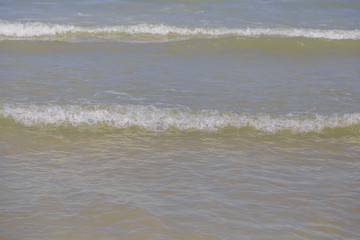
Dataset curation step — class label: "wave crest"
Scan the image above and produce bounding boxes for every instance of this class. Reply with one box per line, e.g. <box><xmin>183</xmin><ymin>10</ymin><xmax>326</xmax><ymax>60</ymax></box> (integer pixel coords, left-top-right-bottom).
<box><xmin>1</xmin><ymin>20</ymin><xmax>360</xmax><ymax>41</ymax></box>
<box><xmin>1</xmin><ymin>104</ymin><xmax>359</xmax><ymax>133</ymax></box>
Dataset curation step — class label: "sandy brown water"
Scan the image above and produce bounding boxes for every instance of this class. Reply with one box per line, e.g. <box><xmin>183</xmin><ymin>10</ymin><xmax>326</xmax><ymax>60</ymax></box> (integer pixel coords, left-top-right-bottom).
<box><xmin>1</xmin><ymin>0</ymin><xmax>360</xmax><ymax>239</ymax></box>
<box><xmin>1</xmin><ymin>126</ymin><xmax>360</xmax><ymax>239</ymax></box>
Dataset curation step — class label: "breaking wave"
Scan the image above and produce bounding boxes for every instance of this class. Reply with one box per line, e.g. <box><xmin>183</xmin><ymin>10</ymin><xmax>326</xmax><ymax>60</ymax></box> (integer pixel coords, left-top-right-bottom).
<box><xmin>1</xmin><ymin>20</ymin><xmax>360</xmax><ymax>41</ymax></box>
<box><xmin>1</xmin><ymin>103</ymin><xmax>359</xmax><ymax>134</ymax></box>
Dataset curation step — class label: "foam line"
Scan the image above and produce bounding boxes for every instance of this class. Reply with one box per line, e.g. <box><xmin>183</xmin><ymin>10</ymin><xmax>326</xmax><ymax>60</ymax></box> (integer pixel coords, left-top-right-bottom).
<box><xmin>1</xmin><ymin>20</ymin><xmax>359</xmax><ymax>40</ymax></box>
<box><xmin>1</xmin><ymin>104</ymin><xmax>359</xmax><ymax>133</ymax></box>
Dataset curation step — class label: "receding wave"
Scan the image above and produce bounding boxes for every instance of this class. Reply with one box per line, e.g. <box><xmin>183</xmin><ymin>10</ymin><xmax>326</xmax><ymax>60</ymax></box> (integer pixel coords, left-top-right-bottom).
<box><xmin>1</xmin><ymin>20</ymin><xmax>359</xmax><ymax>41</ymax></box>
<box><xmin>1</xmin><ymin>103</ymin><xmax>359</xmax><ymax>134</ymax></box>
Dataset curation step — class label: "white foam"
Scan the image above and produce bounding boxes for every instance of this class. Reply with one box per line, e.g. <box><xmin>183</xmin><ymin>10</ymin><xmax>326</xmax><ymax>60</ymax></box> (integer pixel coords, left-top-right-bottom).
<box><xmin>1</xmin><ymin>20</ymin><xmax>359</xmax><ymax>40</ymax></box>
<box><xmin>105</xmin><ymin>91</ymin><xmax>131</xmax><ymax>96</ymax></box>
<box><xmin>1</xmin><ymin>104</ymin><xmax>359</xmax><ymax>133</ymax></box>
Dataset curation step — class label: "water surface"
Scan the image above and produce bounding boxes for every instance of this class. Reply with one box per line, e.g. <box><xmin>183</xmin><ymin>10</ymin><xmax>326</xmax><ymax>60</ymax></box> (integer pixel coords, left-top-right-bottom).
<box><xmin>1</xmin><ymin>0</ymin><xmax>360</xmax><ymax>239</ymax></box>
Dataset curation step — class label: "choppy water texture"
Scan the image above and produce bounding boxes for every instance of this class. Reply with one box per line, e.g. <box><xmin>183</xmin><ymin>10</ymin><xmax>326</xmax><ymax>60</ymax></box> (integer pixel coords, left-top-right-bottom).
<box><xmin>1</xmin><ymin>0</ymin><xmax>360</xmax><ymax>239</ymax></box>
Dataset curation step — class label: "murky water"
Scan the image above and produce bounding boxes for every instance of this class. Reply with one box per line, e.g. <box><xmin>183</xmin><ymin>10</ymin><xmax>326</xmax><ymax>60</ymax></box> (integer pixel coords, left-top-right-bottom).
<box><xmin>1</xmin><ymin>0</ymin><xmax>360</xmax><ymax>239</ymax></box>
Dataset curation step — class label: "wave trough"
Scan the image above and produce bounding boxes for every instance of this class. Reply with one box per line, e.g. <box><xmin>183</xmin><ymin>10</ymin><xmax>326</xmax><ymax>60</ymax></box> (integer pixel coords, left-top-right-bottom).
<box><xmin>1</xmin><ymin>104</ymin><xmax>359</xmax><ymax>134</ymax></box>
<box><xmin>1</xmin><ymin>20</ymin><xmax>360</xmax><ymax>41</ymax></box>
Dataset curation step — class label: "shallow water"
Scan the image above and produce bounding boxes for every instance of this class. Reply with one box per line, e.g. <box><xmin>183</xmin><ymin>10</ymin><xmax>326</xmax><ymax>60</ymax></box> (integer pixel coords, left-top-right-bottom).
<box><xmin>1</xmin><ymin>0</ymin><xmax>360</xmax><ymax>239</ymax></box>
<box><xmin>1</xmin><ymin>128</ymin><xmax>360</xmax><ymax>239</ymax></box>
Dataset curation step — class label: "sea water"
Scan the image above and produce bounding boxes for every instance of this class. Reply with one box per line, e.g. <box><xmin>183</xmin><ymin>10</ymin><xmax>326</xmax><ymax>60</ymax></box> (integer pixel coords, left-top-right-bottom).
<box><xmin>1</xmin><ymin>0</ymin><xmax>360</xmax><ymax>239</ymax></box>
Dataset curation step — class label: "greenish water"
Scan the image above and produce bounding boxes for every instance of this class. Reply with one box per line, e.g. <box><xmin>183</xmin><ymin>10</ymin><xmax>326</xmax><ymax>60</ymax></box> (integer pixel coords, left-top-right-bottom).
<box><xmin>1</xmin><ymin>0</ymin><xmax>360</xmax><ymax>239</ymax></box>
